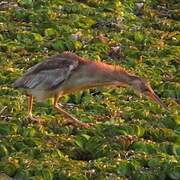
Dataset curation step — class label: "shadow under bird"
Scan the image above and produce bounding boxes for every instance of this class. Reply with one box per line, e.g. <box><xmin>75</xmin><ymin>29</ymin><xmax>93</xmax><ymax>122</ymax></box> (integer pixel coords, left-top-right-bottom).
<box><xmin>13</xmin><ymin>52</ymin><xmax>167</xmax><ymax>127</ymax></box>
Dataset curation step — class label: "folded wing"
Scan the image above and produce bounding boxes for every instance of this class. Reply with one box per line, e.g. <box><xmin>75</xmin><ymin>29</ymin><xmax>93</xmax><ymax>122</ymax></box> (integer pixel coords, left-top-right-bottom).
<box><xmin>13</xmin><ymin>55</ymin><xmax>79</xmax><ymax>90</ymax></box>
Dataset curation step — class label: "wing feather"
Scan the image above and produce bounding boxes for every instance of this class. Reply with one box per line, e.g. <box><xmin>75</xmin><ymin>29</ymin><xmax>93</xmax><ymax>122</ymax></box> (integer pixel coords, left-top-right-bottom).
<box><xmin>13</xmin><ymin>53</ymin><xmax>79</xmax><ymax>90</ymax></box>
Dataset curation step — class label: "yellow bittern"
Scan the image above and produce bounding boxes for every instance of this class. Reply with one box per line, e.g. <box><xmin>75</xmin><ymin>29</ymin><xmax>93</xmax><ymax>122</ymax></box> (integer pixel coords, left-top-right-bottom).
<box><xmin>13</xmin><ymin>52</ymin><xmax>167</xmax><ymax>127</ymax></box>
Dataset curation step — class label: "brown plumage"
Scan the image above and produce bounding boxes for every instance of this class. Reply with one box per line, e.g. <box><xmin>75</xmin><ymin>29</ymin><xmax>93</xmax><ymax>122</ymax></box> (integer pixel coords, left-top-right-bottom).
<box><xmin>13</xmin><ymin>52</ymin><xmax>167</xmax><ymax>127</ymax></box>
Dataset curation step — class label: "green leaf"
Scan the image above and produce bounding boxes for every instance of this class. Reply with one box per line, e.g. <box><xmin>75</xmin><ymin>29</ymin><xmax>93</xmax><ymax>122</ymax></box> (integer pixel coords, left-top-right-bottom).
<box><xmin>21</xmin><ymin>127</ymin><xmax>36</xmax><ymax>137</ymax></box>
<box><xmin>134</xmin><ymin>32</ymin><xmax>144</xmax><ymax>43</ymax></box>
<box><xmin>148</xmin><ymin>158</ymin><xmax>161</xmax><ymax>168</ymax></box>
<box><xmin>174</xmin><ymin>115</ymin><xmax>180</xmax><ymax>125</ymax></box>
<box><xmin>0</xmin><ymin>162</ymin><xmax>17</xmax><ymax>177</ymax></box>
<box><xmin>131</xmin><ymin>141</ymin><xmax>158</xmax><ymax>154</ymax></box>
<box><xmin>41</xmin><ymin>169</ymin><xmax>53</xmax><ymax>180</ymax></box>
<box><xmin>44</xmin><ymin>28</ymin><xmax>57</xmax><ymax>37</ymax></box>
<box><xmin>75</xmin><ymin>134</ymin><xmax>90</xmax><ymax>150</ymax></box>
<box><xmin>73</xmin><ymin>41</ymin><xmax>82</xmax><ymax>50</ymax></box>
<box><xmin>18</xmin><ymin>0</ymin><xmax>33</xmax><ymax>7</ymax></box>
<box><xmin>52</xmin><ymin>40</ymin><xmax>65</xmax><ymax>51</ymax></box>
<box><xmin>172</xmin><ymin>144</ymin><xmax>180</xmax><ymax>156</ymax></box>
<box><xmin>0</xmin><ymin>144</ymin><xmax>9</xmax><ymax>158</ymax></box>
<box><xmin>168</xmin><ymin>166</ymin><xmax>180</xmax><ymax>180</ymax></box>
<box><xmin>81</xmin><ymin>134</ymin><xmax>91</xmax><ymax>141</ymax></box>
<box><xmin>33</xmin><ymin>33</ymin><xmax>43</xmax><ymax>42</ymax></box>
<box><xmin>0</xmin><ymin>123</ymin><xmax>11</xmax><ymax>135</ymax></box>
<box><xmin>116</xmin><ymin>161</ymin><xmax>131</xmax><ymax>176</ymax></box>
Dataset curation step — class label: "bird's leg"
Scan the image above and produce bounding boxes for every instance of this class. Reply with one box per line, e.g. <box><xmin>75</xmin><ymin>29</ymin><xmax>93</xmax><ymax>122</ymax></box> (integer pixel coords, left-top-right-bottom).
<box><xmin>27</xmin><ymin>95</ymin><xmax>44</xmax><ymax>124</ymax></box>
<box><xmin>53</xmin><ymin>95</ymin><xmax>92</xmax><ymax>128</ymax></box>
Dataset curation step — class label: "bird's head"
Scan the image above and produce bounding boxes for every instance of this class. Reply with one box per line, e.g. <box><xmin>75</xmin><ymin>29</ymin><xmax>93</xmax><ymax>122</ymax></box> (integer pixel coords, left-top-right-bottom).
<box><xmin>130</xmin><ymin>76</ymin><xmax>167</xmax><ymax>110</ymax></box>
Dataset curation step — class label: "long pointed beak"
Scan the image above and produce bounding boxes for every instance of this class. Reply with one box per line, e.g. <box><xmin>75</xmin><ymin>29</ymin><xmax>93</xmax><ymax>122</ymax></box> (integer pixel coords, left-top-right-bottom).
<box><xmin>147</xmin><ymin>91</ymin><xmax>168</xmax><ymax>110</ymax></box>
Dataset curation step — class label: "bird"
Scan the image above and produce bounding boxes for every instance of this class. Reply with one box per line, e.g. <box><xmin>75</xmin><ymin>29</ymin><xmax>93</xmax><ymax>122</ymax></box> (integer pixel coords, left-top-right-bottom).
<box><xmin>13</xmin><ymin>52</ymin><xmax>167</xmax><ymax>128</ymax></box>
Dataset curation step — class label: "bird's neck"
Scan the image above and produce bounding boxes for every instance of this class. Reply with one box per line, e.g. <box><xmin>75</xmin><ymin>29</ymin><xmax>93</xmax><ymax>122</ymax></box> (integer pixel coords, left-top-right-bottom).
<box><xmin>91</xmin><ymin>62</ymin><xmax>133</xmax><ymax>87</ymax></box>
<box><xmin>60</xmin><ymin>61</ymin><xmax>135</xmax><ymax>93</ymax></box>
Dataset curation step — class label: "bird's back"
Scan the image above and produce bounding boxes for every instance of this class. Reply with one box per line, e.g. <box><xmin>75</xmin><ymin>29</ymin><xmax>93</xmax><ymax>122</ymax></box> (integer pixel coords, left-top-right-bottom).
<box><xmin>13</xmin><ymin>52</ymin><xmax>83</xmax><ymax>90</ymax></box>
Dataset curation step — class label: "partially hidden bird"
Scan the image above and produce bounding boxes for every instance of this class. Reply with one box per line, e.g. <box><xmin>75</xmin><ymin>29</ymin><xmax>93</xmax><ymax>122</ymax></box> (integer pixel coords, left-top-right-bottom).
<box><xmin>13</xmin><ymin>52</ymin><xmax>167</xmax><ymax>128</ymax></box>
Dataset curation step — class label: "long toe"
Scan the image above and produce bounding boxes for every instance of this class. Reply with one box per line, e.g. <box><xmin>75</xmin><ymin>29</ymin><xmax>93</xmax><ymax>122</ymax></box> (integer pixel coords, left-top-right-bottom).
<box><xmin>81</xmin><ymin>122</ymin><xmax>94</xmax><ymax>128</ymax></box>
<box><xmin>27</xmin><ymin>116</ymin><xmax>45</xmax><ymax>124</ymax></box>
<box><xmin>64</xmin><ymin>118</ymin><xmax>94</xmax><ymax>128</ymax></box>
<box><xmin>74</xmin><ymin>121</ymin><xmax>95</xmax><ymax>128</ymax></box>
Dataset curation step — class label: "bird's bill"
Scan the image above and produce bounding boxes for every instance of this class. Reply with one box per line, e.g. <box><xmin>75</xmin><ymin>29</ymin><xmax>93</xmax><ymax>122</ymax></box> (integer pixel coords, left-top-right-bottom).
<box><xmin>147</xmin><ymin>91</ymin><xmax>168</xmax><ymax>110</ymax></box>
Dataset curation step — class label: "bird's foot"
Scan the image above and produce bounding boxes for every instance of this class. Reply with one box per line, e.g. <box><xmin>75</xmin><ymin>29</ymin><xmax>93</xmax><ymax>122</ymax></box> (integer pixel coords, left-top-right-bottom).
<box><xmin>78</xmin><ymin>122</ymin><xmax>94</xmax><ymax>128</ymax></box>
<box><xmin>64</xmin><ymin>118</ymin><xmax>94</xmax><ymax>128</ymax></box>
<box><xmin>27</xmin><ymin>115</ymin><xmax>45</xmax><ymax>124</ymax></box>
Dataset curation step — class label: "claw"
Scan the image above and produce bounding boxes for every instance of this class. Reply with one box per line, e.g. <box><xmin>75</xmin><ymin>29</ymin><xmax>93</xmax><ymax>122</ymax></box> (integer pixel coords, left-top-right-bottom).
<box><xmin>64</xmin><ymin>118</ymin><xmax>94</xmax><ymax>128</ymax></box>
<box><xmin>27</xmin><ymin>115</ymin><xmax>45</xmax><ymax>124</ymax></box>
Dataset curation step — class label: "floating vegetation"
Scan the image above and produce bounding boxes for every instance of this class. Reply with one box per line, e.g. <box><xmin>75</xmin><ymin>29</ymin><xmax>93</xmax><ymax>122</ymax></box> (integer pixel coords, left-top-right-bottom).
<box><xmin>0</xmin><ymin>0</ymin><xmax>179</xmax><ymax>179</ymax></box>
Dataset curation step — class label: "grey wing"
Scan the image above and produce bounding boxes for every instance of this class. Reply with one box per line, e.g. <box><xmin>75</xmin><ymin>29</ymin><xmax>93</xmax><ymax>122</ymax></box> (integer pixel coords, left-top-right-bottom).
<box><xmin>22</xmin><ymin>69</ymin><xmax>67</xmax><ymax>90</ymax></box>
<box><xmin>13</xmin><ymin>61</ymin><xmax>78</xmax><ymax>90</ymax></box>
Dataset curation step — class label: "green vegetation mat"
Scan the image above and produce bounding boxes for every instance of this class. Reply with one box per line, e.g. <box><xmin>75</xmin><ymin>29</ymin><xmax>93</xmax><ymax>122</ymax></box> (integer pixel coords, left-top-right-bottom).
<box><xmin>0</xmin><ymin>0</ymin><xmax>179</xmax><ymax>179</ymax></box>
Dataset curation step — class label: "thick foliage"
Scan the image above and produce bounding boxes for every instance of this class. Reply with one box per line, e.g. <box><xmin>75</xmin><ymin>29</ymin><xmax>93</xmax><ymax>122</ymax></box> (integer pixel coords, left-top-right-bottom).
<box><xmin>0</xmin><ymin>0</ymin><xmax>179</xmax><ymax>179</ymax></box>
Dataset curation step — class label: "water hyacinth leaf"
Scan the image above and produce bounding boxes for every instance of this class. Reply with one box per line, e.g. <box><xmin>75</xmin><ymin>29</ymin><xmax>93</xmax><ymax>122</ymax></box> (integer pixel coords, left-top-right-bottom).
<box><xmin>64</xmin><ymin>40</ymin><xmax>75</xmax><ymax>50</ymax></box>
<box><xmin>51</xmin><ymin>40</ymin><xmax>65</xmax><ymax>51</ymax></box>
<box><xmin>130</xmin><ymin>160</ymin><xmax>142</xmax><ymax>171</ymax></box>
<box><xmin>0</xmin><ymin>143</ymin><xmax>9</xmax><ymax>158</ymax></box>
<box><xmin>132</xmin><ymin>125</ymin><xmax>145</xmax><ymax>137</ymax></box>
<box><xmin>116</xmin><ymin>161</ymin><xmax>132</xmax><ymax>176</ymax></box>
<box><xmin>0</xmin><ymin>124</ymin><xmax>11</xmax><ymax>135</ymax></box>
<box><xmin>159</xmin><ymin>142</ymin><xmax>180</xmax><ymax>156</ymax></box>
<box><xmin>21</xmin><ymin>127</ymin><xmax>36</xmax><ymax>137</ymax></box>
<box><xmin>32</xmin><ymin>33</ymin><xmax>43</xmax><ymax>42</ymax></box>
<box><xmin>174</xmin><ymin>115</ymin><xmax>180</xmax><ymax>125</ymax></box>
<box><xmin>0</xmin><ymin>0</ymin><xmax>179</xmax><ymax>178</ymax></box>
<box><xmin>18</xmin><ymin>0</ymin><xmax>33</xmax><ymax>7</ymax></box>
<box><xmin>131</xmin><ymin>141</ymin><xmax>158</xmax><ymax>154</ymax></box>
<box><xmin>41</xmin><ymin>169</ymin><xmax>53</xmax><ymax>180</ymax></box>
<box><xmin>134</xmin><ymin>32</ymin><xmax>145</xmax><ymax>44</ymax></box>
<box><xmin>0</xmin><ymin>162</ymin><xmax>17</xmax><ymax>177</ymax></box>
<box><xmin>44</xmin><ymin>28</ymin><xmax>57</xmax><ymax>37</ymax></box>
<box><xmin>168</xmin><ymin>166</ymin><xmax>180</xmax><ymax>180</ymax></box>
<box><xmin>172</xmin><ymin>144</ymin><xmax>180</xmax><ymax>156</ymax></box>
<box><xmin>51</xmin><ymin>149</ymin><xmax>64</xmax><ymax>159</ymax></box>
<box><xmin>148</xmin><ymin>158</ymin><xmax>161</xmax><ymax>168</ymax></box>
<box><xmin>23</xmin><ymin>137</ymin><xmax>42</xmax><ymax>147</ymax></box>
<box><xmin>69</xmin><ymin>92</ymin><xmax>84</xmax><ymax>104</ymax></box>
<box><xmin>133</xmin><ymin>171</ymin><xmax>157</xmax><ymax>180</ymax></box>
<box><xmin>0</xmin><ymin>34</ymin><xmax>4</xmax><ymax>41</ymax></box>
<box><xmin>13</xmin><ymin>141</ymin><xmax>27</xmax><ymax>151</ymax></box>
<box><xmin>0</xmin><ymin>123</ymin><xmax>18</xmax><ymax>135</ymax></box>
<box><xmin>75</xmin><ymin>134</ymin><xmax>90</xmax><ymax>150</ymax></box>
<box><xmin>159</xmin><ymin>142</ymin><xmax>171</xmax><ymax>154</ymax></box>
<box><xmin>81</xmin><ymin>134</ymin><xmax>91</xmax><ymax>141</ymax></box>
<box><xmin>14</xmin><ymin>169</ymin><xmax>29</xmax><ymax>180</ymax></box>
<box><xmin>73</xmin><ymin>40</ymin><xmax>83</xmax><ymax>50</ymax></box>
